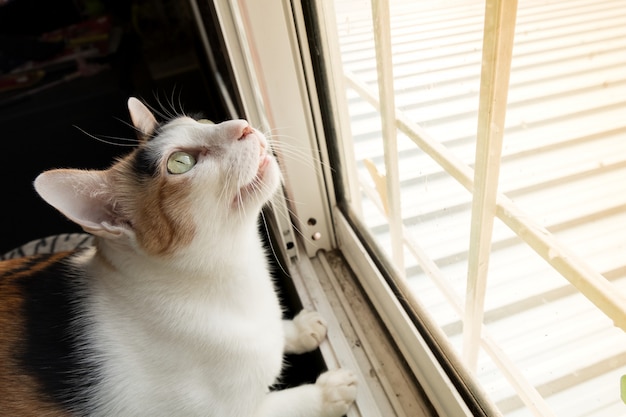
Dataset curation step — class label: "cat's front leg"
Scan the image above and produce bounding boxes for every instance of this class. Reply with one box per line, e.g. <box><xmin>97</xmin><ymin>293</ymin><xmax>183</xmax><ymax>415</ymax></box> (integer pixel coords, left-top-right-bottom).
<box><xmin>284</xmin><ymin>309</ymin><xmax>328</xmax><ymax>354</ymax></box>
<box><xmin>256</xmin><ymin>369</ymin><xmax>358</xmax><ymax>417</ymax></box>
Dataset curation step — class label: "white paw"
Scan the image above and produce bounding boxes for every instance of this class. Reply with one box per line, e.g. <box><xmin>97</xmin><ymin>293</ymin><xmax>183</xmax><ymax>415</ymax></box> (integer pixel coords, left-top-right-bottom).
<box><xmin>316</xmin><ymin>369</ymin><xmax>358</xmax><ymax>417</ymax></box>
<box><xmin>286</xmin><ymin>310</ymin><xmax>328</xmax><ymax>354</ymax></box>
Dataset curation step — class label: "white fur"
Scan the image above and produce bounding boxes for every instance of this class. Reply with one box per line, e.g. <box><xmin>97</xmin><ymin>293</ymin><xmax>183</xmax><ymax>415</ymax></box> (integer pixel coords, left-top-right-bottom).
<box><xmin>34</xmin><ymin>98</ymin><xmax>357</xmax><ymax>416</ymax></box>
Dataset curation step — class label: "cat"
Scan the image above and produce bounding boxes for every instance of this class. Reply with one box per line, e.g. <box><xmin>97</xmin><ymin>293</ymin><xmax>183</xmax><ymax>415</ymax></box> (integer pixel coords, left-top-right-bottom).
<box><xmin>0</xmin><ymin>98</ymin><xmax>357</xmax><ymax>416</ymax></box>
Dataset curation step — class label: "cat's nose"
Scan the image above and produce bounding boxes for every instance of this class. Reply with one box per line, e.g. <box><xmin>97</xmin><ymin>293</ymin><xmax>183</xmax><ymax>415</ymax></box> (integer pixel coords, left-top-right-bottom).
<box><xmin>222</xmin><ymin>120</ymin><xmax>254</xmax><ymax>141</ymax></box>
<box><xmin>239</xmin><ymin>125</ymin><xmax>254</xmax><ymax>140</ymax></box>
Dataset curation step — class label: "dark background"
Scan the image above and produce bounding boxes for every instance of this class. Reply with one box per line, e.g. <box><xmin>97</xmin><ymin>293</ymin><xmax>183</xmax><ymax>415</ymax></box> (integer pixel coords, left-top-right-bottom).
<box><xmin>0</xmin><ymin>0</ymin><xmax>230</xmax><ymax>254</ymax></box>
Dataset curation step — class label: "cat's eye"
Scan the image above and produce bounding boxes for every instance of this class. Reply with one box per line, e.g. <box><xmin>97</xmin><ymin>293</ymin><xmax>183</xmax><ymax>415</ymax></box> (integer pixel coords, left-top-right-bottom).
<box><xmin>167</xmin><ymin>151</ymin><xmax>196</xmax><ymax>174</ymax></box>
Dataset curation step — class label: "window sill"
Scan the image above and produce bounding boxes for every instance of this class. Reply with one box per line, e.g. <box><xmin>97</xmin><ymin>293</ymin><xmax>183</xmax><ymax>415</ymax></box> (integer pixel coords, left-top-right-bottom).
<box><xmin>285</xmin><ymin>246</ymin><xmax>436</xmax><ymax>417</ymax></box>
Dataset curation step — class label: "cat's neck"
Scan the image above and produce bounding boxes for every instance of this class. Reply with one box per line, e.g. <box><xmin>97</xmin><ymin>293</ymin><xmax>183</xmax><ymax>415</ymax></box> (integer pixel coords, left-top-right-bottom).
<box><xmin>79</xmin><ymin>227</ymin><xmax>281</xmax><ymax>346</ymax></box>
<box><xmin>89</xmin><ymin>222</ymin><xmax>268</xmax><ymax>296</ymax></box>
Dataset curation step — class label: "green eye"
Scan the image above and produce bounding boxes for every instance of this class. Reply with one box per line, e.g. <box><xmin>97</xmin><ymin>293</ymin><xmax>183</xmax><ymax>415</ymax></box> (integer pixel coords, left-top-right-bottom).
<box><xmin>167</xmin><ymin>151</ymin><xmax>196</xmax><ymax>174</ymax></box>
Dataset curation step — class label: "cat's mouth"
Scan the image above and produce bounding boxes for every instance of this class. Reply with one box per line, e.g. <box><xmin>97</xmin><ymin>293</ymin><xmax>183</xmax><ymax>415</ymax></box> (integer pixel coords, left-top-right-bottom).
<box><xmin>234</xmin><ymin>152</ymin><xmax>274</xmax><ymax>206</ymax></box>
<box><xmin>256</xmin><ymin>153</ymin><xmax>271</xmax><ymax>175</ymax></box>
<box><xmin>250</xmin><ymin>152</ymin><xmax>272</xmax><ymax>186</ymax></box>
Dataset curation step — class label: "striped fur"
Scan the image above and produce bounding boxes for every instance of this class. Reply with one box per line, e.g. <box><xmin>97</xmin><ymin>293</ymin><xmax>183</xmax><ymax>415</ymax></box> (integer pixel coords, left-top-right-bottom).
<box><xmin>0</xmin><ymin>98</ymin><xmax>357</xmax><ymax>416</ymax></box>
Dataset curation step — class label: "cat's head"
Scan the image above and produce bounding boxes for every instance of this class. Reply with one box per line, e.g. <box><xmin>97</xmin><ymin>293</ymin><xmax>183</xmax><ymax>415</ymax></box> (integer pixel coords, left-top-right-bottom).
<box><xmin>34</xmin><ymin>98</ymin><xmax>281</xmax><ymax>256</ymax></box>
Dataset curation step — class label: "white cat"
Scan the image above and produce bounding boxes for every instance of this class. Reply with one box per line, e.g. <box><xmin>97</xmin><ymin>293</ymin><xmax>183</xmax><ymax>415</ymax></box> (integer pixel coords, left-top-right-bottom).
<box><xmin>0</xmin><ymin>98</ymin><xmax>357</xmax><ymax>416</ymax></box>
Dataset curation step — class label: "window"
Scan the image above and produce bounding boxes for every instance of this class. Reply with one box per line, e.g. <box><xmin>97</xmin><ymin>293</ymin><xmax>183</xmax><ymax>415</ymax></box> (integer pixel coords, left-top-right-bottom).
<box><xmin>198</xmin><ymin>0</ymin><xmax>626</xmax><ymax>416</ymax></box>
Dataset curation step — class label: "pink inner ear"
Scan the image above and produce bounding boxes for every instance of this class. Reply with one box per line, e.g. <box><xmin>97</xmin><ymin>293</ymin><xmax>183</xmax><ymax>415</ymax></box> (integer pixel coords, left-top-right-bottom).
<box><xmin>34</xmin><ymin>169</ymin><xmax>128</xmax><ymax>239</ymax></box>
<box><xmin>128</xmin><ymin>97</ymin><xmax>158</xmax><ymax>138</ymax></box>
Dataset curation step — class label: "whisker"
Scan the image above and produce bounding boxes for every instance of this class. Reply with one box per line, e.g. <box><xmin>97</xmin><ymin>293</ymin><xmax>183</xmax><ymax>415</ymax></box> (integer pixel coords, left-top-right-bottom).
<box><xmin>238</xmin><ymin>191</ymin><xmax>245</xmax><ymax>222</ymax></box>
<box><xmin>168</xmin><ymin>89</ymin><xmax>177</xmax><ymax>116</ymax></box>
<box><xmin>266</xmin><ymin>193</ymin><xmax>316</xmax><ymax>246</ymax></box>
<box><xmin>149</xmin><ymin>92</ymin><xmax>178</xmax><ymax>121</ymax></box>
<box><xmin>73</xmin><ymin>126</ymin><xmax>138</xmax><ymax>147</ymax></box>
<box><xmin>219</xmin><ymin>165</ymin><xmax>235</xmax><ymax>209</ymax></box>
<box><xmin>269</xmin><ymin>138</ymin><xmax>334</xmax><ymax>175</ymax></box>
<box><xmin>174</xmin><ymin>88</ymin><xmax>186</xmax><ymax>117</ymax></box>
<box><xmin>260</xmin><ymin>209</ymin><xmax>291</xmax><ymax>277</ymax></box>
<box><xmin>114</xmin><ymin>116</ymin><xmax>135</xmax><ymax>129</ymax></box>
<box><xmin>153</xmin><ymin>97</ymin><xmax>174</xmax><ymax>121</ymax></box>
<box><xmin>98</xmin><ymin>134</ymin><xmax>140</xmax><ymax>144</ymax></box>
<box><xmin>114</xmin><ymin>117</ymin><xmax>145</xmax><ymax>137</ymax></box>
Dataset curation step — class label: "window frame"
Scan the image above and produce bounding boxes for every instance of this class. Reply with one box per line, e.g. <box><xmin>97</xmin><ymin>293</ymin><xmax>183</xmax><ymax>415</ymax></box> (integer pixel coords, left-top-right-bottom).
<box><xmin>298</xmin><ymin>1</ymin><xmax>626</xmax><ymax>415</ymax></box>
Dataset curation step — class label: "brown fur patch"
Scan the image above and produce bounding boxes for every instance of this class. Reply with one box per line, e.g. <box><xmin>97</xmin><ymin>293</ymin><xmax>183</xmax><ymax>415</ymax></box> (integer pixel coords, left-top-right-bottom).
<box><xmin>135</xmin><ymin>176</ymin><xmax>196</xmax><ymax>255</ymax></box>
<box><xmin>0</xmin><ymin>255</ymin><xmax>70</xmax><ymax>416</ymax></box>
<box><xmin>110</xmin><ymin>155</ymin><xmax>196</xmax><ymax>256</ymax></box>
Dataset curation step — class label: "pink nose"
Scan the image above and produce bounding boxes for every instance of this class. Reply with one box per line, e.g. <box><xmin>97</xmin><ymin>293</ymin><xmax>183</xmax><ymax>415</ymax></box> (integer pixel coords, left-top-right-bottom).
<box><xmin>240</xmin><ymin>125</ymin><xmax>254</xmax><ymax>139</ymax></box>
<box><xmin>221</xmin><ymin>120</ymin><xmax>253</xmax><ymax>141</ymax></box>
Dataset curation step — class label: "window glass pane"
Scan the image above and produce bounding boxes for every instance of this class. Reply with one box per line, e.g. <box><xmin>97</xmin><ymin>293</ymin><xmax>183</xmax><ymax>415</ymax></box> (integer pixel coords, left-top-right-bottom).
<box><xmin>321</xmin><ymin>0</ymin><xmax>626</xmax><ymax>415</ymax></box>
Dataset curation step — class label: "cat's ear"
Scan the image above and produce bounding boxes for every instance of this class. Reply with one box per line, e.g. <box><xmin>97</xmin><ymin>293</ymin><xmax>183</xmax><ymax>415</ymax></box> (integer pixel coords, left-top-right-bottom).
<box><xmin>128</xmin><ymin>97</ymin><xmax>158</xmax><ymax>140</ymax></box>
<box><xmin>34</xmin><ymin>169</ymin><xmax>132</xmax><ymax>239</ymax></box>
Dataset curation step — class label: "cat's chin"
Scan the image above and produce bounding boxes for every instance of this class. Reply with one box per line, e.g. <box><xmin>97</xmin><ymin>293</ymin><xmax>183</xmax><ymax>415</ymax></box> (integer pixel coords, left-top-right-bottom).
<box><xmin>233</xmin><ymin>154</ymin><xmax>280</xmax><ymax>210</ymax></box>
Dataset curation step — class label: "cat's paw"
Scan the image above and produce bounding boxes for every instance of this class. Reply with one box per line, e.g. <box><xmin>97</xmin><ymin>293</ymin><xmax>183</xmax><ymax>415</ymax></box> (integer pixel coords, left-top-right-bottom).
<box><xmin>316</xmin><ymin>369</ymin><xmax>358</xmax><ymax>417</ymax></box>
<box><xmin>285</xmin><ymin>310</ymin><xmax>328</xmax><ymax>354</ymax></box>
